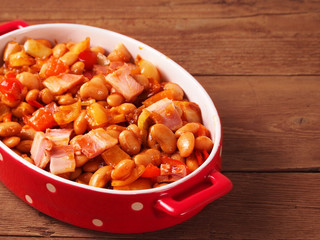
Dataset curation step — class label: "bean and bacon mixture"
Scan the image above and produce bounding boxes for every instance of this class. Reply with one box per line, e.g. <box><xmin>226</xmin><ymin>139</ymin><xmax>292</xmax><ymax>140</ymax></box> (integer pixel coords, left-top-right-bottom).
<box><xmin>0</xmin><ymin>37</ymin><xmax>214</xmax><ymax>190</ymax></box>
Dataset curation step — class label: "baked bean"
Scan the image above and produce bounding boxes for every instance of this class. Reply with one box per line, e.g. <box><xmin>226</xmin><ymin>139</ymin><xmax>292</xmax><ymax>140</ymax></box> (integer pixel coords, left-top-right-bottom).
<box><xmin>12</xmin><ymin>102</ymin><xmax>35</xmax><ymax>118</ymax></box>
<box><xmin>75</xmin><ymin>154</ymin><xmax>90</xmax><ymax>168</ymax></box>
<box><xmin>0</xmin><ymin>122</ymin><xmax>22</xmax><ymax>137</ymax></box>
<box><xmin>107</xmin><ymin>125</ymin><xmax>126</xmax><ymax>132</ymax></box>
<box><xmin>170</xmin><ymin>152</ymin><xmax>186</xmax><ymax>163</ymax></box>
<box><xmin>2</xmin><ymin>136</ymin><xmax>20</xmax><ymax>148</ymax></box>
<box><xmin>127</xmin><ymin>124</ymin><xmax>141</xmax><ymax>143</ymax></box>
<box><xmin>69</xmin><ymin>167</ymin><xmax>82</xmax><ymax>180</ymax></box>
<box><xmin>76</xmin><ymin>172</ymin><xmax>93</xmax><ymax>185</ymax></box>
<box><xmin>57</xmin><ymin>93</ymin><xmax>76</xmax><ymax>105</ymax></box>
<box><xmin>97</xmin><ymin>101</ymin><xmax>108</xmax><ymax>107</ymax></box>
<box><xmin>177</xmin><ymin>132</ymin><xmax>195</xmax><ymax>157</ymax></box>
<box><xmin>57</xmin><ymin>172</ymin><xmax>71</xmax><ymax>180</ymax></box>
<box><xmin>3</xmin><ymin>41</ymin><xmax>21</xmax><ymax>62</ymax></box>
<box><xmin>21</xmin><ymin>154</ymin><xmax>35</xmax><ymax>165</ymax></box>
<box><xmin>106</xmin><ymin>129</ymin><xmax>121</xmax><ymax>139</ymax></box>
<box><xmin>82</xmin><ymin>158</ymin><xmax>102</xmax><ymax>172</ymax></box>
<box><xmin>16</xmin><ymin>72</ymin><xmax>41</xmax><ymax>90</ymax></box>
<box><xmin>80</xmin><ymin>76</ymin><xmax>109</xmax><ymax>100</ymax></box>
<box><xmin>119</xmin><ymin>130</ymin><xmax>141</xmax><ymax>155</ymax></box>
<box><xmin>25</xmin><ymin>89</ymin><xmax>40</xmax><ymax>103</ymax></box>
<box><xmin>186</xmin><ymin>154</ymin><xmax>199</xmax><ymax>172</ymax></box>
<box><xmin>114</xmin><ymin>178</ymin><xmax>152</xmax><ymax>190</ymax></box>
<box><xmin>163</xmin><ymin>82</ymin><xmax>184</xmax><ymax>100</ymax></box>
<box><xmin>107</xmin><ymin>93</ymin><xmax>124</xmax><ymax>107</ymax></box>
<box><xmin>96</xmin><ymin>52</ymin><xmax>110</xmax><ymax>66</ymax></box>
<box><xmin>53</xmin><ymin>43</ymin><xmax>67</xmax><ymax>58</ymax></box>
<box><xmin>133</xmin><ymin>148</ymin><xmax>161</xmax><ymax>167</ymax></box>
<box><xmin>11</xmin><ymin>149</ymin><xmax>22</xmax><ymax>156</ymax></box>
<box><xmin>111</xmin><ymin>164</ymin><xmax>145</xmax><ymax>187</ymax></box>
<box><xmin>111</xmin><ymin>159</ymin><xmax>135</xmax><ymax>180</ymax></box>
<box><xmin>16</xmin><ymin>140</ymin><xmax>33</xmax><ymax>153</ymax></box>
<box><xmin>19</xmin><ymin>125</ymin><xmax>36</xmax><ymax>140</ymax></box>
<box><xmin>148</xmin><ymin>124</ymin><xmax>176</xmax><ymax>154</ymax></box>
<box><xmin>137</xmin><ymin>58</ymin><xmax>160</xmax><ymax>82</ymax></box>
<box><xmin>175</xmin><ymin>123</ymin><xmax>200</xmax><ymax>137</ymax></box>
<box><xmin>39</xmin><ymin>88</ymin><xmax>54</xmax><ymax>105</ymax></box>
<box><xmin>107</xmin><ymin>43</ymin><xmax>132</xmax><ymax>62</ymax></box>
<box><xmin>195</xmin><ymin>136</ymin><xmax>214</xmax><ymax>152</ymax></box>
<box><xmin>89</xmin><ymin>166</ymin><xmax>113</xmax><ymax>188</ymax></box>
<box><xmin>133</xmin><ymin>74</ymin><xmax>149</xmax><ymax>88</ymax></box>
<box><xmin>91</xmin><ymin>46</ymin><xmax>105</xmax><ymax>55</ymax></box>
<box><xmin>118</xmin><ymin>103</ymin><xmax>136</xmax><ymax>114</ymax></box>
<box><xmin>105</xmin><ymin>127</ymin><xmax>123</xmax><ymax>139</ymax></box>
<box><xmin>71</xmin><ymin>61</ymin><xmax>85</xmax><ymax>74</ymax></box>
<box><xmin>60</xmin><ymin>51</ymin><xmax>78</xmax><ymax>66</ymax></box>
<box><xmin>73</xmin><ymin>110</ymin><xmax>87</xmax><ymax>135</ymax></box>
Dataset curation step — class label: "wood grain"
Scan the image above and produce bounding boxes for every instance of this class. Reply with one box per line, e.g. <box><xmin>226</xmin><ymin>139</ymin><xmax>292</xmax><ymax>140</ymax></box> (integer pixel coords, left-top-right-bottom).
<box><xmin>1</xmin><ymin>0</ymin><xmax>320</xmax><ymax>75</ymax></box>
<box><xmin>1</xmin><ymin>173</ymin><xmax>320</xmax><ymax>239</ymax></box>
<box><xmin>196</xmin><ymin>76</ymin><xmax>320</xmax><ymax>171</ymax></box>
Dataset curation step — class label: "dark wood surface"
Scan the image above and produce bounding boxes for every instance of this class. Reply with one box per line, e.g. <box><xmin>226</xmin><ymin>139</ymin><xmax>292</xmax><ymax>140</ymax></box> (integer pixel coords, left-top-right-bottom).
<box><xmin>1</xmin><ymin>1</ymin><xmax>319</xmax><ymax>239</ymax></box>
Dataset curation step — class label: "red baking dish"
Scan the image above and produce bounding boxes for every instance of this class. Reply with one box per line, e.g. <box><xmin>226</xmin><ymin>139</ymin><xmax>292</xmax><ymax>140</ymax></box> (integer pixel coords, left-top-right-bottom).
<box><xmin>0</xmin><ymin>20</ymin><xmax>232</xmax><ymax>233</ymax></box>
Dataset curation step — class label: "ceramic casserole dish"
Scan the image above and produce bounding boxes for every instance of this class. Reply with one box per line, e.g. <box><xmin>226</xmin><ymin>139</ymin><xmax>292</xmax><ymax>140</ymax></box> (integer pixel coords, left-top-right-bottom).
<box><xmin>0</xmin><ymin>20</ymin><xmax>232</xmax><ymax>233</ymax></box>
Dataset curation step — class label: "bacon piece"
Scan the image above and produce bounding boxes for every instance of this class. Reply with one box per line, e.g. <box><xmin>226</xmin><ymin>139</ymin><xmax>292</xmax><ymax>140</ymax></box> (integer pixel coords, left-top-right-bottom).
<box><xmin>45</xmin><ymin>128</ymin><xmax>73</xmax><ymax>146</ymax></box>
<box><xmin>157</xmin><ymin>163</ymin><xmax>187</xmax><ymax>183</ymax></box>
<box><xmin>105</xmin><ymin>63</ymin><xmax>144</xmax><ymax>101</ymax></box>
<box><xmin>72</xmin><ymin>128</ymin><xmax>118</xmax><ymax>159</ymax></box>
<box><xmin>30</xmin><ymin>131</ymin><xmax>53</xmax><ymax>169</ymax></box>
<box><xmin>49</xmin><ymin>145</ymin><xmax>75</xmax><ymax>175</ymax></box>
<box><xmin>146</xmin><ymin>98</ymin><xmax>183</xmax><ymax>131</ymax></box>
<box><xmin>43</xmin><ymin>73</ymin><xmax>84</xmax><ymax>95</ymax></box>
<box><xmin>92</xmin><ymin>62</ymin><xmax>124</xmax><ymax>76</ymax></box>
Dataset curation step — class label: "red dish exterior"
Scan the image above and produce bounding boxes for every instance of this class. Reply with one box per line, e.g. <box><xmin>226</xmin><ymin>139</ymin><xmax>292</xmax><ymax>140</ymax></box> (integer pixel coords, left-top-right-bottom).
<box><xmin>0</xmin><ymin>21</ymin><xmax>232</xmax><ymax>233</ymax></box>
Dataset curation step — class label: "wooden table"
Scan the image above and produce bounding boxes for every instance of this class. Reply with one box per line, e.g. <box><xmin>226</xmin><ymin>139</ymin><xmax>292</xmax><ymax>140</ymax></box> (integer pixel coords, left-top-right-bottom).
<box><xmin>1</xmin><ymin>1</ymin><xmax>319</xmax><ymax>239</ymax></box>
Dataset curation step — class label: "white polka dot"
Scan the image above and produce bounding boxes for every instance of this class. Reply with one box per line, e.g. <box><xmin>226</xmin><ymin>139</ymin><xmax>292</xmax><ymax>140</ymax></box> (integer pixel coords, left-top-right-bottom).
<box><xmin>131</xmin><ymin>202</ymin><xmax>143</xmax><ymax>211</ymax></box>
<box><xmin>220</xmin><ymin>146</ymin><xmax>223</xmax><ymax>157</ymax></box>
<box><xmin>92</xmin><ymin>218</ymin><xmax>103</xmax><ymax>227</ymax></box>
<box><xmin>25</xmin><ymin>195</ymin><xmax>33</xmax><ymax>204</ymax></box>
<box><xmin>46</xmin><ymin>183</ymin><xmax>56</xmax><ymax>193</ymax></box>
<box><xmin>0</xmin><ymin>152</ymin><xmax>3</xmax><ymax>161</ymax></box>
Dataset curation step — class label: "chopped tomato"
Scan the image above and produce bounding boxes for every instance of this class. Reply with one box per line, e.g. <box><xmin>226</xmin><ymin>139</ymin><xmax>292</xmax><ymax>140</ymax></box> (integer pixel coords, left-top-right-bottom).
<box><xmin>23</xmin><ymin>102</ymin><xmax>58</xmax><ymax>131</ymax></box>
<box><xmin>195</xmin><ymin>150</ymin><xmax>204</xmax><ymax>166</ymax></box>
<box><xmin>27</xmin><ymin>99</ymin><xmax>43</xmax><ymax>108</ymax></box>
<box><xmin>142</xmin><ymin>90</ymin><xmax>175</xmax><ymax>107</ymax></box>
<box><xmin>78</xmin><ymin>49</ymin><xmax>97</xmax><ymax>70</ymax></box>
<box><xmin>160</xmin><ymin>163</ymin><xmax>187</xmax><ymax>177</ymax></box>
<box><xmin>45</xmin><ymin>56</ymin><xmax>68</xmax><ymax>78</ymax></box>
<box><xmin>141</xmin><ymin>163</ymin><xmax>161</xmax><ymax>178</ymax></box>
<box><xmin>202</xmin><ymin>149</ymin><xmax>210</xmax><ymax>160</ymax></box>
<box><xmin>0</xmin><ymin>75</ymin><xmax>24</xmax><ymax>102</ymax></box>
<box><xmin>161</xmin><ymin>156</ymin><xmax>191</xmax><ymax>175</ymax></box>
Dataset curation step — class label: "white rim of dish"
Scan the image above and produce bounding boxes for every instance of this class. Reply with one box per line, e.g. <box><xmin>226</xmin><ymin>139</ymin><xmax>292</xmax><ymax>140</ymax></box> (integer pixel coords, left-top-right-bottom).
<box><xmin>0</xmin><ymin>23</ymin><xmax>222</xmax><ymax>195</ymax></box>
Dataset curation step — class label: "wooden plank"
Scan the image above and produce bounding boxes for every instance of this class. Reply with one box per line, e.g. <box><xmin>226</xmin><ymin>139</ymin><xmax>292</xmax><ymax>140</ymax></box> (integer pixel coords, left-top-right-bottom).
<box><xmin>1</xmin><ymin>1</ymin><xmax>320</xmax><ymax>75</ymax></box>
<box><xmin>1</xmin><ymin>173</ymin><xmax>320</xmax><ymax>239</ymax></box>
<box><xmin>196</xmin><ymin>76</ymin><xmax>320</xmax><ymax>171</ymax></box>
<box><xmin>1</xmin><ymin>0</ymin><xmax>320</xmax><ymax>20</ymax></box>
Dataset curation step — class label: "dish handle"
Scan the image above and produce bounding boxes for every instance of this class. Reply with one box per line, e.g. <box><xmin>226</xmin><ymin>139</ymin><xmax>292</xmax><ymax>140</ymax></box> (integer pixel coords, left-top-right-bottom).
<box><xmin>155</xmin><ymin>171</ymin><xmax>232</xmax><ymax>216</ymax></box>
<box><xmin>0</xmin><ymin>20</ymin><xmax>29</xmax><ymax>36</ymax></box>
